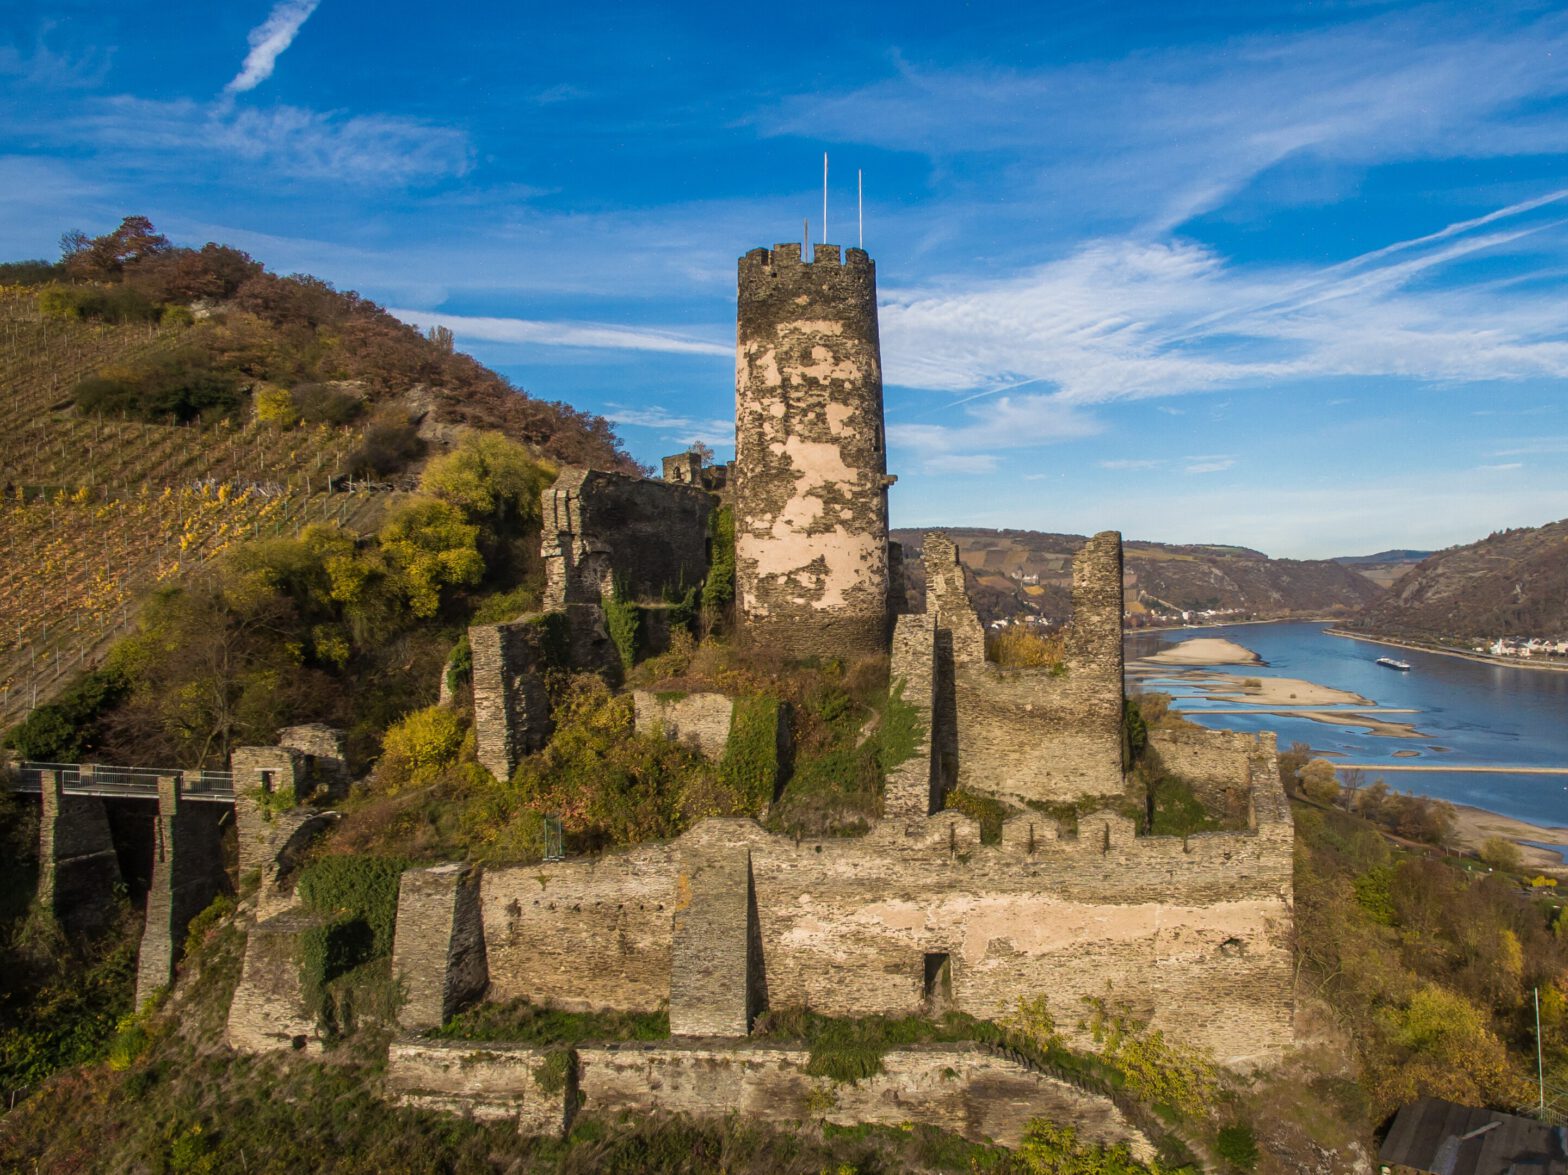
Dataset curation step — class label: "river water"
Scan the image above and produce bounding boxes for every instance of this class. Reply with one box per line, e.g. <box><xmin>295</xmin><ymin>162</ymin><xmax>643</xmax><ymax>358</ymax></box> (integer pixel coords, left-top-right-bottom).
<box><xmin>1125</xmin><ymin>622</ymin><xmax>1568</xmax><ymax>826</ymax></box>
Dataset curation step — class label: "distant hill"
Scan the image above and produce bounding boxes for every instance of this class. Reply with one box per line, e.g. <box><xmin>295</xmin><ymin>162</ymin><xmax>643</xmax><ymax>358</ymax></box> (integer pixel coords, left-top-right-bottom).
<box><xmin>892</xmin><ymin>527</ymin><xmax>1385</xmax><ymax>626</ymax></box>
<box><xmin>1348</xmin><ymin>519</ymin><xmax>1568</xmax><ymax>642</ymax></box>
<box><xmin>1330</xmin><ymin>549</ymin><xmax>1433</xmax><ymax>589</ymax></box>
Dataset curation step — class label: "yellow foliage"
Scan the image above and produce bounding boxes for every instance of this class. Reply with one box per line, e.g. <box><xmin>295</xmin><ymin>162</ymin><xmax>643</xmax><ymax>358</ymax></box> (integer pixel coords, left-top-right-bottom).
<box><xmin>987</xmin><ymin>626</ymin><xmax>1065</xmax><ymax>668</ymax></box>
<box><xmin>253</xmin><ymin>383</ymin><xmax>298</xmax><ymax>428</ymax></box>
<box><xmin>375</xmin><ymin>705</ymin><xmax>466</xmax><ymax>794</ymax></box>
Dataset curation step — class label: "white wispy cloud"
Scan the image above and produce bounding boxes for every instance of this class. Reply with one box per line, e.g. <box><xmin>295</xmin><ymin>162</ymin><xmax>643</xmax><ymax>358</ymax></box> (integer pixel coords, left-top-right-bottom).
<box><xmin>226</xmin><ymin>0</ymin><xmax>321</xmax><ymax>95</ymax></box>
<box><xmin>602</xmin><ymin>403</ymin><xmax>733</xmax><ymax>450</ymax></box>
<box><xmin>1098</xmin><ymin>459</ymin><xmax>1163</xmax><ymax>471</ymax></box>
<box><xmin>62</xmin><ymin>96</ymin><xmax>472</xmax><ymax>184</ymax></box>
<box><xmin>765</xmin><ymin>8</ymin><xmax>1568</xmax><ymax>234</ymax></box>
<box><xmin>1474</xmin><ymin>462</ymin><xmax>1524</xmax><ymax>471</ymax></box>
<box><xmin>390</xmin><ymin>308</ymin><xmax>730</xmax><ymax>357</ymax></box>
<box><xmin>1184</xmin><ymin>456</ymin><xmax>1236</xmax><ymax>475</ymax></box>
<box><xmin>923</xmin><ymin>454</ymin><xmax>1000</xmax><ymax>475</ymax></box>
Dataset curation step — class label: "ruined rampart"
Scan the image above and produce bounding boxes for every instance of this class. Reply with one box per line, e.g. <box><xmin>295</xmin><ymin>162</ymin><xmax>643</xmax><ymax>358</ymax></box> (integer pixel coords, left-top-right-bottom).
<box><xmin>921</xmin><ymin>530</ymin><xmax>1127</xmax><ymax>806</ymax></box>
<box><xmin>440</xmin><ymin>804</ymin><xmax>1293</xmax><ymax>1068</ymax></box>
<box><xmin>541</xmin><ymin>466</ymin><xmax>712</xmax><ymax>609</ymax></box>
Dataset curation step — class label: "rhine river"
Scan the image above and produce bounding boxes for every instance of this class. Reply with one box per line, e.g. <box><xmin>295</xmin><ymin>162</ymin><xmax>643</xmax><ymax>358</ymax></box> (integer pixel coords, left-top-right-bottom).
<box><xmin>1126</xmin><ymin>621</ymin><xmax>1568</xmax><ymax>827</ymax></box>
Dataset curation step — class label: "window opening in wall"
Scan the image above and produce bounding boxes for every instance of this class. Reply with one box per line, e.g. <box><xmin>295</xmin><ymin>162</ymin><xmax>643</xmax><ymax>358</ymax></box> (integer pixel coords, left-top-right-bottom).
<box><xmin>923</xmin><ymin>952</ymin><xmax>952</xmax><ymax>1012</ymax></box>
<box><xmin>258</xmin><ymin>769</ymin><xmax>276</xmax><ymax>796</ymax></box>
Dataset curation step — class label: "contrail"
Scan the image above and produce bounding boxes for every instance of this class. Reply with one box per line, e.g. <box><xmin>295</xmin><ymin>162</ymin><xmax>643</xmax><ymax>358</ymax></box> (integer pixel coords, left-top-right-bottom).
<box><xmin>225</xmin><ymin>0</ymin><xmax>321</xmax><ymax>95</ymax></box>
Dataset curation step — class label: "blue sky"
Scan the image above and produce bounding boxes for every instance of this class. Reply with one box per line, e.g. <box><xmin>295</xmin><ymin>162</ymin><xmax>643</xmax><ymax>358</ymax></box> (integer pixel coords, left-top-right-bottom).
<box><xmin>5</xmin><ymin>0</ymin><xmax>1568</xmax><ymax>558</ymax></box>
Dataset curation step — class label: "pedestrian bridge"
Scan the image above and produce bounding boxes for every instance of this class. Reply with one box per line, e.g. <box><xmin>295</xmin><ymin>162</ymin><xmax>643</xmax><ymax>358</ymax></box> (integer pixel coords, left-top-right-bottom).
<box><xmin>4</xmin><ymin>760</ymin><xmax>234</xmax><ymax>801</ymax></box>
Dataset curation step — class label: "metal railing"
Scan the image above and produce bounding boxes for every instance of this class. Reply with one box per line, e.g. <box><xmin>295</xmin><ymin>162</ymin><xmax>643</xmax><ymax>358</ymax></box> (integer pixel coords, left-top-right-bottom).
<box><xmin>3</xmin><ymin>760</ymin><xmax>235</xmax><ymax>802</ymax></box>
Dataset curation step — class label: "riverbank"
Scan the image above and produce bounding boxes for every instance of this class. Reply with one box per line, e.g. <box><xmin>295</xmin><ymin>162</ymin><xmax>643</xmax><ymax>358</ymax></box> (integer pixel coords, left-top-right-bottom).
<box><xmin>1327</xmin><ymin>628</ymin><xmax>1568</xmax><ymax>675</ymax></box>
<box><xmin>1447</xmin><ymin>803</ymin><xmax>1568</xmax><ymax>874</ymax></box>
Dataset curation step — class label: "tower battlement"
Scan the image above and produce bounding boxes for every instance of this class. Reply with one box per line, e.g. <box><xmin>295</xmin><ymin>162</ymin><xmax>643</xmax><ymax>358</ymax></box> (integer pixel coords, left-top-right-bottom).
<box><xmin>740</xmin><ymin>242</ymin><xmax>874</xmax><ymax>274</ymax></box>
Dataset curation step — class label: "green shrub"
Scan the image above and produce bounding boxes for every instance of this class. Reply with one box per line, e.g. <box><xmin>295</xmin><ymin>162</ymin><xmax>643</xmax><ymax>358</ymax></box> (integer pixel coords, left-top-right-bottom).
<box><xmin>445</xmin><ymin>634</ymin><xmax>472</xmax><ymax>695</ymax></box>
<box><xmin>944</xmin><ymin>788</ymin><xmax>1007</xmax><ymax>844</ymax></box>
<box><xmin>296</xmin><ymin>854</ymin><xmax>407</xmax><ymax>959</ymax></box>
<box><xmin>1215</xmin><ymin>1123</ymin><xmax>1259</xmax><ymax>1171</ymax></box>
<box><xmin>700</xmin><ymin>505</ymin><xmax>735</xmax><ymax>619</ymax></box>
<box><xmin>604</xmin><ymin>579</ymin><xmax>641</xmax><ymax>670</ymax></box>
<box><xmin>719</xmin><ymin>695</ymin><xmax>782</xmax><ymax>810</ymax></box>
<box><xmin>433</xmin><ymin>997</ymin><xmax>669</xmax><ymax>1044</ymax></box>
<box><xmin>2</xmin><ymin>666</ymin><xmax>129</xmax><ymax>761</ymax></box>
<box><xmin>532</xmin><ymin>1046</ymin><xmax>576</xmax><ymax>1096</ymax></box>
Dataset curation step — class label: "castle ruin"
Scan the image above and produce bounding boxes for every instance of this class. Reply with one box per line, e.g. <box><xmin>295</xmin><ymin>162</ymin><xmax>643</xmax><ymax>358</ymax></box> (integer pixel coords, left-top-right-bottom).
<box><xmin>217</xmin><ymin>240</ymin><xmax>1295</xmax><ymax>1143</ymax></box>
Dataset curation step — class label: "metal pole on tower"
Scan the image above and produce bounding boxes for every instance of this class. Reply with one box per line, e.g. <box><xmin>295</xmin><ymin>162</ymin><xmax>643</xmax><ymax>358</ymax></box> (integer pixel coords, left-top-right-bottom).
<box><xmin>858</xmin><ymin>169</ymin><xmax>863</xmax><ymax>250</ymax></box>
<box><xmin>823</xmin><ymin>152</ymin><xmax>829</xmax><ymax>245</ymax></box>
<box><xmin>803</xmin><ymin>217</ymin><xmax>809</xmax><ymax>256</ymax></box>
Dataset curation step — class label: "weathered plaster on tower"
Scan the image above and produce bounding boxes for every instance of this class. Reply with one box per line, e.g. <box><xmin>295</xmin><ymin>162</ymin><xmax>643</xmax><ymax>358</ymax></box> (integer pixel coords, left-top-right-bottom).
<box><xmin>733</xmin><ymin>243</ymin><xmax>893</xmax><ymax>659</ymax></box>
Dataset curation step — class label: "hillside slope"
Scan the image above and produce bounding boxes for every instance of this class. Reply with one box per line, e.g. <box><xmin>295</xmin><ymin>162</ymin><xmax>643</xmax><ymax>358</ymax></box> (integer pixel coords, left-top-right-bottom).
<box><xmin>1349</xmin><ymin>518</ymin><xmax>1568</xmax><ymax>642</ymax></box>
<box><xmin>893</xmin><ymin>528</ymin><xmax>1384</xmax><ymax>626</ymax></box>
<box><xmin>0</xmin><ymin>217</ymin><xmax>637</xmax><ymax>726</ymax></box>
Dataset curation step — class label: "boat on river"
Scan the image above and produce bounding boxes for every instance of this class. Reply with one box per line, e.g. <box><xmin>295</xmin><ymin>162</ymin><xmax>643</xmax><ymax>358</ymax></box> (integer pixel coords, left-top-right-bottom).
<box><xmin>1376</xmin><ymin>656</ymin><xmax>1412</xmax><ymax>671</ymax></box>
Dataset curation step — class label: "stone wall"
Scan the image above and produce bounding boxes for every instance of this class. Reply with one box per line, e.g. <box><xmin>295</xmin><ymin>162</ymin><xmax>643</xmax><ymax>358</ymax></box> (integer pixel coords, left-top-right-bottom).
<box><xmin>631</xmin><ymin>691</ymin><xmax>734</xmax><ymax>760</ymax></box>
<box><xmin>392</xmin><ymin>863</ymin><xmax>489</xmax><ymax>1032</ymax></box>
<box><xmin>885</xmin><ymin>612</ymin><xmax>938</xmax><ymax>820</ymax></box>
<box><xmin>578</xmin><ymin>1041</ymin><xmax>1152</xmax><ymax>1154</ymax></box>
<box><xmin>226</xmin><ymin>910</ymin><xmax>328</xmax><ymax>1054</ymax></box>
<box><xmin>470</xmin><ymin>616</ymin><xmax>559</xmax><ymax>782</ymax></box>
<box><xmin>541</xmin><ymin>467</ymin><xmax>712</xmax><ymax>610</ymax></box>
<box><xmin>466</xmin><ymin>808</ymin><xmax>1295</xmax><ymax>1068</ymax></box>
<box><xmin>386</xmin><ymin>1039</ymin><xmax>569</xmax><ymax>1135</ymax></box>
<box><xmin>732</xmin><ymin>243</ymin><xmax>893</xmax><ymax>660</ymax></box>
<box><xmin>386</xmin><ymin>1037</ymin><xmax>1153</xmax><ymax>1153</ymax></box>
<box><xmin>918</xmin><ymin>530</ymin><xmax>1127</xmax><ymax>807</ymax></box>
<box><xmin>1149</xmin><ymin>727</ymin><xmax>1279</xmax><ymax>822</ymax></box>
<box><xmin>668</xmin><ymin>844</ymin><xmax>759</xmax><ymax>1036</ymax></box>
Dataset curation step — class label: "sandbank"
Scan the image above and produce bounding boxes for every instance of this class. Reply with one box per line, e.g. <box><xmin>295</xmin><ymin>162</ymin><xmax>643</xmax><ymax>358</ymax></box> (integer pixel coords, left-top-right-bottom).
<box><xmin>1138</xmin><ymin>637</ymin><xmax>1262</xmax><ymax>666</ymax></box>
<box><xmin>1198</xmin><ymin>673</ymin><xmax>1371</xmax><ymax>707</ymax></box>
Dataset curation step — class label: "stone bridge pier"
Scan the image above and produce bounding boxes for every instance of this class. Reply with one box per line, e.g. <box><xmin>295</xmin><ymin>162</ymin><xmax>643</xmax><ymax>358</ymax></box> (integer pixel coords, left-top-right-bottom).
<box><xmin>37</xmin><ymin>770</ymin><xmax>123</xmax><ymax>939</ymax></box>
<box><xmin>134</xmin><ymin>775</ymin><xmax>229</xmax><ymax>1007</ymax></box>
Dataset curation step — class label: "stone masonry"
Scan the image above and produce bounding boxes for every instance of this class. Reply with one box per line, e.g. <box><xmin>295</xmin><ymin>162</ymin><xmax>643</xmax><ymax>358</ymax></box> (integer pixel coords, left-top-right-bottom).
<box><xmin>924</xmin><ymin>529</ymin><xmax>1128</xmax><ymax>807</ymax></box>
<box><xmin>470</xmin><ymin>618</ymin><xmax>558</xmax><ymax>782</ymax></box>
<box><xmin>37</xmin><ymin>769</ymin><xmax>122</xmax><ymax>938</ymax></box>
<box><xmin>416</xmin><ymin>795</ymin><xmax>1293</xmax><ymax>1071</ymax></box>
<box><xmin>387</xmin><ymin>1037</ymin><xmax>1155</xmax><ymax>1154</ymax></box>
<box><xmin>631</xmin><ymin>690</ymin><xmax>734</xmax><ymax>760</ymax></box>
<box><xmin>541</xmin><ymin>466</ymin><xmax>712</xmax><ymax>611</ymax></box>
<box><xmin>732</xmin><ymin>244</ymin><xmax>894</xmax><ymax>659</ymax></box>
<box><xmin>135</xmin><ymin>774</ymin><xmax>228</xmax><ymax>1007</ymax></box>
<box><xmin>392</xmin><ymin>862</ymin><xmax>489</xmax><ymax>1032</ymax></box>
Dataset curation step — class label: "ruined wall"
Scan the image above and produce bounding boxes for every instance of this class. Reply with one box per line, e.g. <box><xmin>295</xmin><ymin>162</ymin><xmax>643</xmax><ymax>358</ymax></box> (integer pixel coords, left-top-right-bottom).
<box><xmin>470</xmin><ymin>616</ymin><xmax>559</xmax><ymax>782</ymax></box>
<box><xmin>482</xmin><ymin>846</ymin><xmax>676</xmax><ymax>1013</ymax></box>
<box><xmin>885</xmin><ymin>612</ymin><xmax>938</xmax><ymax>820</ymax></box>
<box><xmin>631</xmin><ymin>690</ymin><xmax>734</xmax><ymax>760</ymax></box>
<box><xmin>1149</xmin><ymin>727</ymin><xmax>1279</xmax><ymax>822</ymax></box>
<box><xmin>386</xmin><ymin>1038</ymin><xmax>1151</xmax><ymax>1151</ymax></box>
<box><xmin>467</xmin><ymin>808</ymin><xmax>1295</xmax><ymax>1068</ymax></box>
<box><xmin>227</xmin><ymin>910</ymin><xmax>328</xmax><ymax>1054</ymax></box>
<box><xmin>732</xmin><ymin>243</ymin><xmax>893</xmax><ymax>659</ymax></box>
<box><xmin>392</xmin><ymin>863</ymin><xmax>489</xmax><ymax>1032</ymax></box>
<box><xmin>920</xmin><ymin>530</ymin><xmax>1127</xmax><ymax>806</ymax></box>
<box><xmin>541</xmin><ymin>467</ymin><xmax>712</xmax><ymax>609</ymax></box>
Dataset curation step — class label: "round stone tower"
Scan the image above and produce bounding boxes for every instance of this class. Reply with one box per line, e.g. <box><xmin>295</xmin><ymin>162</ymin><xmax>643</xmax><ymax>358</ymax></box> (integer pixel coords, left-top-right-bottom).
<box><xmin>732</xmin><ymin>242</ymin><xmax>893</xmax><ymax>659</ymax></box>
